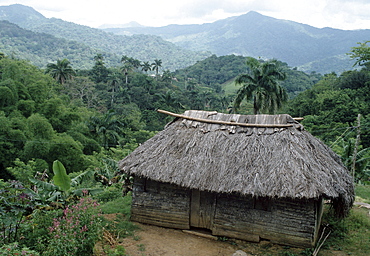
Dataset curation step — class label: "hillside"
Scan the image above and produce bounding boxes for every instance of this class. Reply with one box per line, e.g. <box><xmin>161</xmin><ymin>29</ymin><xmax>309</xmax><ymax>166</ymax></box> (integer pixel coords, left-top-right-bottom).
<box><xmin>0</xmin><ymin>20</ymin><xmax>118</xmax><ymax>69</ymax></box>
<box><xmin>173</xmin><ymin>54</ymin><xmax>322</xmax><ymax>98</ymax></box>
<box><xmin>0</xmin><ymin>4</ymin><xmax>211</xmax><ymax>70</ymax></box>
<box><xmin>104</xmin><ymin>11</ymin><xmax>370</xmax><ymax>74</ymax></box>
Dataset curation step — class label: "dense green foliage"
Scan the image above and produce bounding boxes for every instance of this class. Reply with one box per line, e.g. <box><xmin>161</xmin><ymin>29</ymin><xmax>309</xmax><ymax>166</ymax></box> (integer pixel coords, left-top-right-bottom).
<box><xmin>286</xmin><ymin>67</ymin><xmax>370</xmax><ymax>182</ymax></box>
<box><xmin>174</xmin><ymin>55</ymin><xmax>320</xmax><ymax>94</ymax></box>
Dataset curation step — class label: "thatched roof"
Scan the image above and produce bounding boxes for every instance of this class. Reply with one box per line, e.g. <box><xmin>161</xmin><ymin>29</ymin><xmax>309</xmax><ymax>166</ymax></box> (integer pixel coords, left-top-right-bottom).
<box><xmin>119</xmin><ymin>110</ymin><xmax>354</xmax><ymax>217</ymax></box>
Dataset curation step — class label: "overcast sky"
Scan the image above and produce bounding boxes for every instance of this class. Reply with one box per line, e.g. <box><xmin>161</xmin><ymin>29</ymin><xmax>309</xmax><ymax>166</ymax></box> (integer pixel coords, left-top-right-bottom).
<box><xmin>1</xmin><ymin>0</ymin><xmax>370</xmax><ymax>30</ymax></box>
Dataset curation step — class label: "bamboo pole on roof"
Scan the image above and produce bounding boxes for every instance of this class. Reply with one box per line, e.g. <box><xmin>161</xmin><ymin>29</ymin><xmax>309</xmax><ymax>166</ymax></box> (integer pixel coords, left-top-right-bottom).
<box><xmin>157</xmin><ymin>109</ymin><xmax>294</xmax><ymax>128</ymax></box>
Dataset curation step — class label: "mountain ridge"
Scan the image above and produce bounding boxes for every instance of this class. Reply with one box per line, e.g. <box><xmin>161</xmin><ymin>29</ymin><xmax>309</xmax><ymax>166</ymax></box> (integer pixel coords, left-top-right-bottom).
<box><xmin>103</xmin><ymin>11</ymin><xmax>369</xmax><ymax>73</ymax></box>
<box><xmin>0</xmin><ymin>4</ymin><xmax>210</xmax><ymax>71</ymax></box>
<box><xmin>1</xmin><ymin>4</ymin><xmax>369</xmax><ymax>74</ymax></box>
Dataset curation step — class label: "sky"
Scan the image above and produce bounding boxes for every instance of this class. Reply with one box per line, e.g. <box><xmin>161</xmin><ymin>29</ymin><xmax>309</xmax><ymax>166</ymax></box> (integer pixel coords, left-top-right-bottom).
<box><xmin>1</xmin><ymin>0</ymin><xmax>370</xmax><ymax>30</ymax></box>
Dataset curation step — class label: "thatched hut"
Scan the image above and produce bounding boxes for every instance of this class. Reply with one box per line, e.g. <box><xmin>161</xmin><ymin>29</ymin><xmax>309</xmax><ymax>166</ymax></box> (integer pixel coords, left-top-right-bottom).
<box><xmin>118</xmin><ymin>110</ymin><xmax>354</xmax><ymax>248</ymax></box>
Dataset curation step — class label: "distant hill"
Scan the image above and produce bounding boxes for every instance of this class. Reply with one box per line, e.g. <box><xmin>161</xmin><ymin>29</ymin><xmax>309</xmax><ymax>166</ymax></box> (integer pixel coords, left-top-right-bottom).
<box><xmin>98</xmin><ymin>21</ymin><xmax>145</xmax><ymax>29</ymax></box>
<box><xmin>0</xmin><ymin>20</ymin><xmax>115</xmax><ymax>69</ymax></box>
<box><xmin>0</xmin><ymin>4</ymin><xmax>210</xmax><ymax>70</ymax></box>
<box><xmin>104</xmin><ymin>11</ymin><xmax>370</xmax><ymax>74</ymax></box>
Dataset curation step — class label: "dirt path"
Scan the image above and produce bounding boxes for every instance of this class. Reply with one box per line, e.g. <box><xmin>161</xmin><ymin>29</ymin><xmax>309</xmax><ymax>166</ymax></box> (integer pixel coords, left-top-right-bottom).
<box><xmin>120</xmin><ymin>223</ymin><xmax>239</xmax><ymax>256</ymax></box>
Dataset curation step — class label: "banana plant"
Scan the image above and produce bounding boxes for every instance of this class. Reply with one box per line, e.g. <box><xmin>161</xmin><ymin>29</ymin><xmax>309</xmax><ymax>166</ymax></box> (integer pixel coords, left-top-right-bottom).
<box><xmin>29</xmin><ymin>160</ymin><xmax>103</xmax><ymax>206</ymax></box>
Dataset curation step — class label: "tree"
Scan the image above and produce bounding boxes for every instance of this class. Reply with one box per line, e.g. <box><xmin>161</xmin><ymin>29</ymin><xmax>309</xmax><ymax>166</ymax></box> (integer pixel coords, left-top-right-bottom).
<box><xmin>120</xmin><ymin>62</ymin><xmax>133</xmax><ymax>84</ymax></box>
<box><xmin>233</xmin><ymin>57</ymin><xmax>287</xmax><ymax>114</ymax></box>
<box><xmin>90</xmin><ymin>54</ymin><xmax>109</xmax><ymax>84</ymax></box>
<box><xmin>151</xmin><ymin>59</ymin><xmax>162</xmax><ymax>80</ymax></box>
<box><xmin>333</xmin><ymin>138</ymin><xmax>370</xmax><ymax>182</ymax></box>
<box><xmin>107</xmin><ymin>72</ymin><xmax>123</xmax><ymax>108</ymax></box>
<box><xmin>141</xmin><ymin>61</ymin><xmax>152</xmax><ymax>73</ymax></box>
<box><xmin>45</xmin><ymin>59</ymin><xmax>76</xmax><ymax>84</ymax></box>
<box><xmin>88</xmin><ymin>110</ymin><xmax>124</xmax><ymax>149</ymax></box>
<box><xmin>161</xmin><ymin>70</ymin><xmax>172</xmax><ymax>85</ymax></box>
<box><xmin>120</xmin><ymin>56</ymin><xmax>142</xmax><ymax>84</ymax></box>
<box><xmin>155</xmin><ymin>90</ymin><xmax>184</xmax><ymax>113</ymax></box>
<box><xmin>348</xmin><ymin>41</ymin><xmax>370</xmax><ymax>68</ymax></box>
<box><xmin>63</xmin><ymin>77</ymin><xmax>98</xmax><ymax>108</ymax></box>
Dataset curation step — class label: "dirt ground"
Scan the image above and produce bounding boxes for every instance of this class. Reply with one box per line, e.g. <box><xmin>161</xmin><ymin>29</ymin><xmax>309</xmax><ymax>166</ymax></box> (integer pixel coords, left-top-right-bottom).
<box><xmin>97</xmin><ymin>210</ymin><xmax>369</xmax><ymax>256</ymax></box>
<box><xmin>97</xmin><ymin>222</ymin><xmax>355</xmax><ymax>256</ymax></box>
<box><xmin>118</xmin><ymin>223</ymin><xmax>239</xmax><ymax>256</ymax></box>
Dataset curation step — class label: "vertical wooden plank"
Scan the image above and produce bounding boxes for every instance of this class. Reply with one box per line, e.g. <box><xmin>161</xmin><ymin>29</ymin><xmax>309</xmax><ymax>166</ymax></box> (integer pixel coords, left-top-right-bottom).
<box><xmin>190</xmin><ymin>190</ymin><xmax>215</xmax><ymax>229</ymax></box>
<box><xmin>190</xmin><ymin>190</ymin><xmax>201</xmax><ymax>227</ymax></box>
<box><xmin>199</xmin><ymin>191</ymin><xmax>215</xmax><ymax>229</ymax></box>
<box><xmin>313</xmin><ymin>197</ymin><xmax>324</xmax><ymax>245</ymax></box>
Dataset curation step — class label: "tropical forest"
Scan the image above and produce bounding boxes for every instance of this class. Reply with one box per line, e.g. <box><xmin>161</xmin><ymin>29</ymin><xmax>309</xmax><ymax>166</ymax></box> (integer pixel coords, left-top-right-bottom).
<box><xmin>1</xmin><ymin>5</ymin><xmax>370</xmax><ymax>256</ymax></box>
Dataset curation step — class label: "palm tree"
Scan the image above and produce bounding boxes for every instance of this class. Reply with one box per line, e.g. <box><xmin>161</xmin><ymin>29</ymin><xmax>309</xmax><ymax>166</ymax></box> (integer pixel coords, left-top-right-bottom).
<box><xmin>120</xmin><ymin>63</ymin><xmax>133</xmax><ymax>84</ymax></box>
<box><xmin>88</xmin><ymin>110</ymin><xmax>124</xmax><ymax>149</ymax></box>
<box><xmin>151</xmin><ymin>59</ymin><xmax>162</xmax><ymax>80</ymax></box>
<box><xmin>130</xmin><ymin>58</ymin><xmax>141</xmax><ymax>70</ymax></box>
<box><xmin>157</xmin><ymin>90</ymin><xmax>184</xmax><ymax>112</ymax></box>
<box><xmin>45</xmin><ymin>59</ymin><xmax>76</xmax><ymax>84</ymax></box>
<box><xmin>120</xmin><ymin>55</ymin><xmax>137</xmax><ymax>84</ymax></box>
<box><xmin>233</xmin><ymin>57</ymin><xmax>287</xmax><ymax>114</ymax></box>
<box><xmin>107</xmin><ymin>72</ymin><xmax>122</xmax><ymax>108</ymax></box>
<box><xmin>94</xmin><ymin>54</ymin><xmax>104</xmax><ymax>63</ymax></box>
<box><xmin>141</xmin><ymin>61</ymin><xmax>152</xmax><ymax>73</ymax></box>
<box><xmin>161</xmin><ymin>70</ymin><xmax>172</xmax><ymax>85</ymax></box>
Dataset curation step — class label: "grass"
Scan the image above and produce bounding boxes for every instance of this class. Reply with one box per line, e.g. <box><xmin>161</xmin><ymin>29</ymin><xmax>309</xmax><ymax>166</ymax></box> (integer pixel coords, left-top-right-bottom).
<box><xmin>355</xmin><ymin>184</ymin><xmax>370</xmax><ymax>204</ymax></box>
<box><xmin>100</xmin><ymin>192</ymin><xmax>132</xmax><ymax>215</ymax></box>
<box><xmin>99</xmin><ymin>193</ymin><xmax>139</xmax><ymax>244</ymax></box>
<box><xmin>222</xmin><ymin>79</ymin><xmax>238</xmax><ymax>95</ymax></box>
<box><xmin>315</xmin><ymin>184</ymin><xmax>370</xmax><ymax>255</ymax></box>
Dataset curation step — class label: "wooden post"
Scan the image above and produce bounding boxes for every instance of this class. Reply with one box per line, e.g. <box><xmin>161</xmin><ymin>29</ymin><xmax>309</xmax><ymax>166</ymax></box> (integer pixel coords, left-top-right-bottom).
<box><xmin>352</xmin><ymin>114</ymin><xmax>361</xmax><ymax>179</ymax></box>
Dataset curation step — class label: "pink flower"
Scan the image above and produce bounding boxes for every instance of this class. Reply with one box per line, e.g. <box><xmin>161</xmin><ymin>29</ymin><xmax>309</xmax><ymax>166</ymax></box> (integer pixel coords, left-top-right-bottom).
<box><xmin>81</xmin><ymin>225</ymin><xmax>88</xmax><ymax>232</ymax></box>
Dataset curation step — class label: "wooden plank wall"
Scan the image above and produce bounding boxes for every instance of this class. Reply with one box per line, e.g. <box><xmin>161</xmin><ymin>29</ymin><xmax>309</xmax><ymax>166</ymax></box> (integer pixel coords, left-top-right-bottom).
<box><xmin>130</xmin><ymin>178</ymin><xmax>321</xmax><ymax>248</ymax></box>
<box><xmin>213</xmin><ymin>193</ymin><xmax>320</xmax><ymax>247</ymax></box>
<box><xmin>131</xmin><ymin>177</ymin><xmax>191</xmax><ymax>229</ymax></box>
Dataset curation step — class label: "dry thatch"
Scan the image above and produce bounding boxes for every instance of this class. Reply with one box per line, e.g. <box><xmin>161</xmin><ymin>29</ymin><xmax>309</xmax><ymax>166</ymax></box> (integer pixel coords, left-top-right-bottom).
<box><xmin>119</xmin><ymin>110</ymin><xmax>354</xmax><ymax>217</ymax></box>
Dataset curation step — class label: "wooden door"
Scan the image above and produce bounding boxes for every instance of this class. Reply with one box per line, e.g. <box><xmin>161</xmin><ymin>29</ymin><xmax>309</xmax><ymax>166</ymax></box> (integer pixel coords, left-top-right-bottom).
<box><xmin>190</xmin><ymin>190</ymin><xmax>215</xmax><ymax>229</ymax></box>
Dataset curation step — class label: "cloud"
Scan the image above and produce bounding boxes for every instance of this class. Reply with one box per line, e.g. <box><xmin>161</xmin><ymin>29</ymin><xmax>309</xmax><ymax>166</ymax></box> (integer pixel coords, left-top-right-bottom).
<box><xmin>1</xmin><ymin>0</ymin><xmax>370</xmax><ymax>29</ymax></box>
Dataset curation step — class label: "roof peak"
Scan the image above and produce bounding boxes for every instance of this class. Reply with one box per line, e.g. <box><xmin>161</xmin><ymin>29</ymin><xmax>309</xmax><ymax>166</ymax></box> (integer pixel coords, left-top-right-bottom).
<box><xmin>158</xmin><ymin>109</ymin><xmax>301</xmax><ymax>128</ymax></box>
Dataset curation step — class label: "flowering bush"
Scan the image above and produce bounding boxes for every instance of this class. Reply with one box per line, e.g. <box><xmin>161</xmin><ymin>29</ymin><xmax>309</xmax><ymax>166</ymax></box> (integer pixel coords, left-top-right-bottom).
<box><xmin>44</xmin><ymin>197</ymin><xmax>103</xmax><ymax>256</ymax></box>
<box><xmin>0</xmin><ymin>242</ymin><xmax>39</xmax><ymax>256</ymax></box>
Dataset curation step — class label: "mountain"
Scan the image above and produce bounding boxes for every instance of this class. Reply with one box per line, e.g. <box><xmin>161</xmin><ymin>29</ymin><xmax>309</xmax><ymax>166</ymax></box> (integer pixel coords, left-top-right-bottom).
<box><xmin>0</xmin><ymin>4</ymin><xmax>210</xmax><ymax>70</ymax></box>
<box><xmin>98</xmin><ymin>21</ymin><xmax>145</xmax><ymax>29</ymax></box>
<box><xmin>1</xmin><ymin>4</ymin><xmax>368</xmax><ymax>74</ymax></box>
<box><xmin>0</xmin><ymin>20</ymin><xmax>118</xmax><ymax>69</ymax></box>
<box><xmin>104</xmin><ymin>11</ymin><xmax>370</xmax><ymax>74</ymax></box>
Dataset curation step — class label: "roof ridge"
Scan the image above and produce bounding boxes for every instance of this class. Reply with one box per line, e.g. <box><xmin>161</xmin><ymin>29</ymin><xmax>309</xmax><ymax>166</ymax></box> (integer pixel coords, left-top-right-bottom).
<box><xmin>157</xmin><ymin>109</ymin><xmax>295</xmax><ymax>128</ymax></box>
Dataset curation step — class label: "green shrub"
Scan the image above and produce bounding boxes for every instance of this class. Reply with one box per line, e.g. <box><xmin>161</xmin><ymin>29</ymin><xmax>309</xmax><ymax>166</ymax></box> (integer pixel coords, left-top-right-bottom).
<box><xmin>20</xmin><ymin>209</ymin><xmax>61</xmax><ymax>252</ymax></box>
<box><xmin>0</xmin><ymin>242</ymin><xmax>39</xmax><ymax>256</ymax></box>
<box><xmin>95</xmin><ymin>184</ymin><xmax>122</xmax><ymax>203</ymax></box>
<box><xmin>0</xmin><ymin>180</ymin><xmax>36</xmax><ymax>246</ymax></box>
<box><xmin>104</xmin><ymin>244</ymin><xmax>126</xmax><ymax>256</ymax></box>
